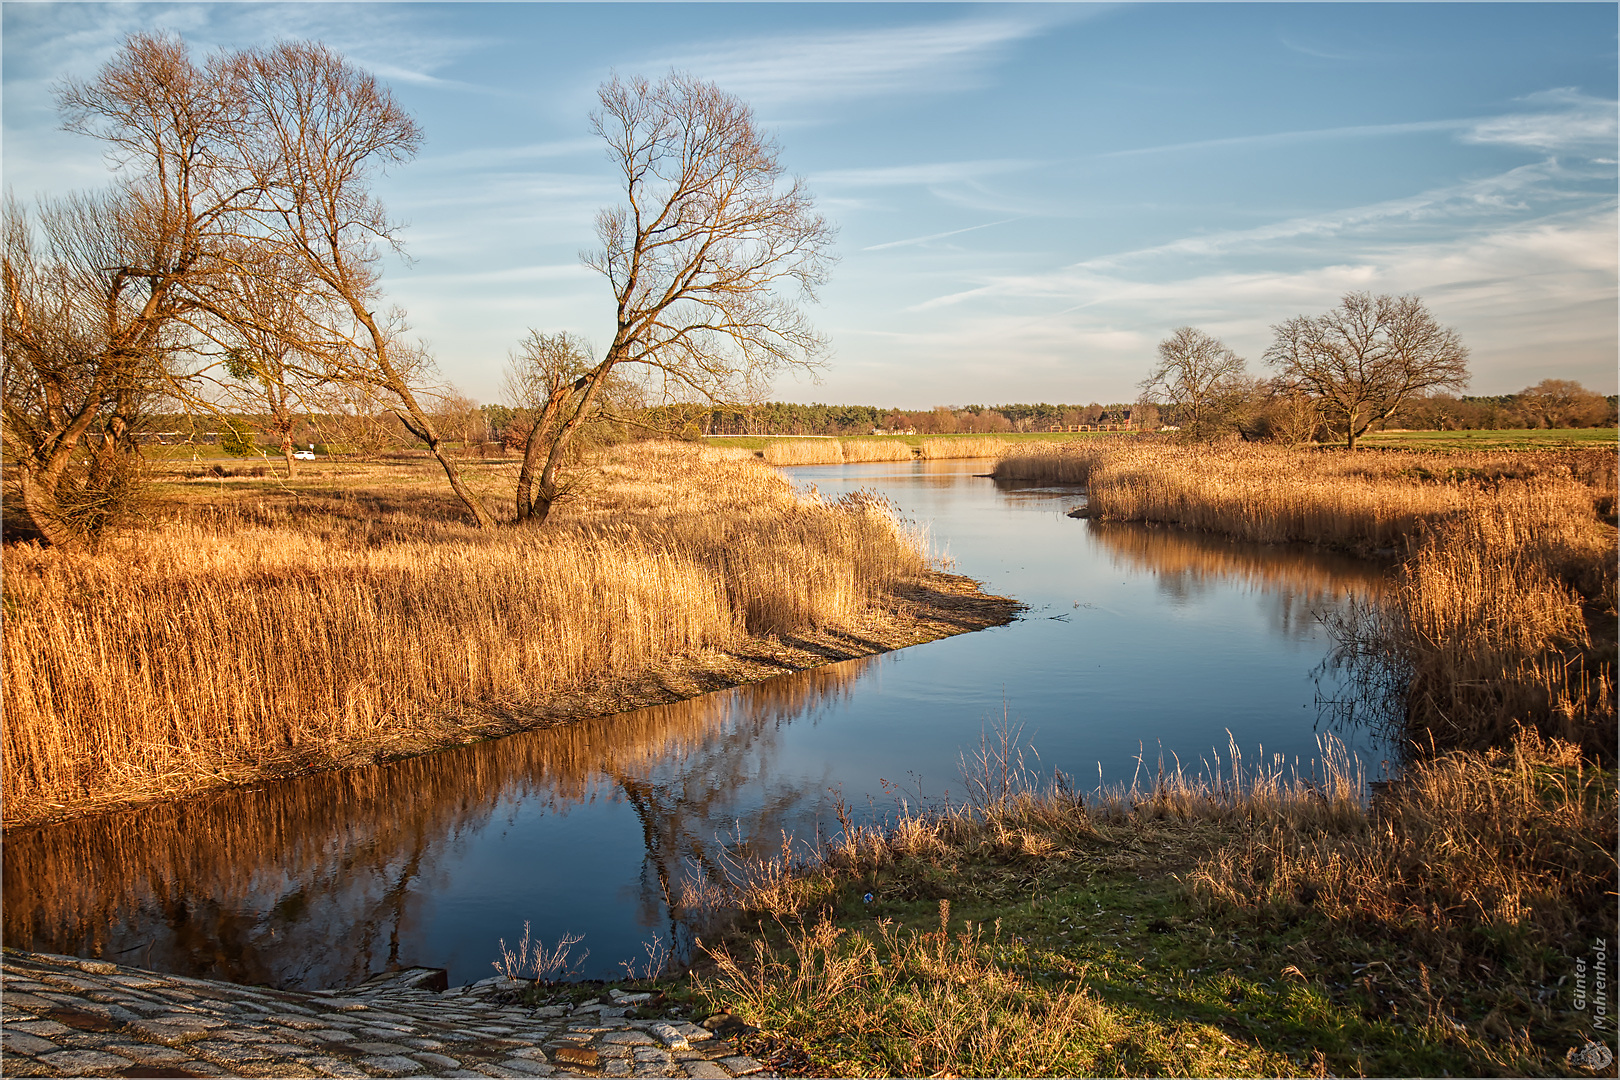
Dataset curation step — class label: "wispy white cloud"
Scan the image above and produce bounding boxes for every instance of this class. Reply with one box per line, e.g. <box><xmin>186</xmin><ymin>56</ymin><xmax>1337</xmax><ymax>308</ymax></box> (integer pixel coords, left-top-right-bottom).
<box><xmin>1100</xmin><ymin>118</ymin><xmax>1467</xmax><ymax>159</ymax></box>
<box><xmin>862</xmin><ymin>218</ymin><xmax>1022</xmax><ymax>252</ymax></box>
<box><xmin>642</xmin><ymin>14</ymin><xmax>1080</xmax><ymax>107</ymax></box>
<box><xmin>814</xmin><ymin>160</ymin><xmax>1038</xmax><ymax>189</ymax></box>
<box><xmin>1461</xmin><ymin>88</ymin><xmax>1618</xmax><ymax>154</ymax></box>
<box><xmin>414</xmin><ymin>138</ymin><xmax>602</xmax><ymax>172</ymax></box>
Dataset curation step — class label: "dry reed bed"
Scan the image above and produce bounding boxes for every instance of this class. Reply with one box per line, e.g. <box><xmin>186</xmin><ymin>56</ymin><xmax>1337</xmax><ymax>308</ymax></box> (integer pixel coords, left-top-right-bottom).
<box><xmin>995</xmin><ymin>440</ymin><xmax>1618</xmax><ymax>758</ymax></box>
<box><xmin>918</xmin><ymin>436</ymin><xmax>1010</xmax><ymax>460</ymax></box>
<box><xmin>1</xmin><ymin>444</ymin><xmax>926</xmax><ymax>823</ymax></box>
<box><xmin>761</xmin><ymin>438</ymin><xmax>915</xmax><ymax>466</ymax></box>
<box><xmin>762</xmin><ymin>439</ymin><xmax>845</xmax><ymax>466</ymax></box>
<box><xmin>838</xmin><ymin>438</ymin><xmax>913</xmax><ymax>463</ymax></box>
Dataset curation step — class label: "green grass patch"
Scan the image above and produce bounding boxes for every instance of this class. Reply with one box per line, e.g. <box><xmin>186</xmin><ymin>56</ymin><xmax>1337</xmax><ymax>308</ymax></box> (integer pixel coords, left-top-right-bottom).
<box><xmin>697</xmin><ymin>820</ymin><xmax>1576</xmax><ymax>1077</ymax></box>
<box><xmin>1359</xmin><ymin>428</ymin><xmax>1618</xmax><ymax>451</ymax></box>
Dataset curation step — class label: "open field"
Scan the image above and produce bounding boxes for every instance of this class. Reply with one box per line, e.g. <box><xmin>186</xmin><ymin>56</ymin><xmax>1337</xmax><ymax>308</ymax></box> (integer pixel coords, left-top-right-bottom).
<box><xmin>1359</xmin><ymin>427</ymin><xmax>1618</xmax><ymax>451</ymax></box>
<box><xmin>681</xmin><ymin>728</ymin><xmax>1615</xmax><ymax>1078</ymax></box>
<box><xmin>1</xmin><ymin>443</ymin><xmax>1019</xmax><ymax>827</ymax></box>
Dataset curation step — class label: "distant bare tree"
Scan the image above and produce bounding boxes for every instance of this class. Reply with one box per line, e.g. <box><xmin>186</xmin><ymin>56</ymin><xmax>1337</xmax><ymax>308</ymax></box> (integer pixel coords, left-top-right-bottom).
<box><xmin>1139</xmin><ymin>327</ymin><xmax>1252</xmax><ymax>440</ymax></box>
<box><xmin>1265</xmin><ymin>293</ymin><xmax>1468</xmax><ymax>450</ymax></box>
<box><xmin>521</xmin><ymin>72</ymin><xmax>835</xmax><ymax>526</ymax></box>
<box><xmin>215</xmin><ymin>259</ymin><xmax>328</xmax><ymax>477</ymax></box>
<box><xmin>1517</xmin><ymin>378</ymin><xmax>1610</xmax><ymax>429</ymax></box>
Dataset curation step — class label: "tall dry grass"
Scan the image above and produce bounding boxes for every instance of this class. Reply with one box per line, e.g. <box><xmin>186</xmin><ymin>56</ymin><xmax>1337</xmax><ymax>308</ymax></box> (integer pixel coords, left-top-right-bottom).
<box><xmin>918</xmin><ymin>436</ymin><xmax>1010</xmax><ymax>460</ymax></box>
<box><xmin>837</xmin><ymin>438</ymin><xmax>913</xmax><ymax>463</ymax></box>
<box><xmin>1</xmin><ymin>444</ymin><xmax>925</xmax><ymax>823</ymax></box>
<box><xmin>762</xmin><ymin>439</ymin><xmax>844</xmax><ymax>465</ymax></box>
<box><xmin>995</xmin><ymin>439</ymin><xmax>1618</xmax><ymax>758</ymax></box>
<box><xmin>1189</xmin><ymin>727</ymin><xmax>1616</xmax><ymax>988</ymax></box>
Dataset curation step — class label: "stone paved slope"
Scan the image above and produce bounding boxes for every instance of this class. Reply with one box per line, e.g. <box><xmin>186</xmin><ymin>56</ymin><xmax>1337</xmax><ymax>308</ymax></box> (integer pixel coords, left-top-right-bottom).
<box><xmin>0</xmin><ymin>951</ymin><xmax>771</xmax><ymax>1079</ymax></box>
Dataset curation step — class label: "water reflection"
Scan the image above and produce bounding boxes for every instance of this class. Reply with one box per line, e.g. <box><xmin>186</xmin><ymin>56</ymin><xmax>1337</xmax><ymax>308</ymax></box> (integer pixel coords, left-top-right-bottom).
<box><xmin>1086</xmin><ymin>521</ymin><xmax>1389</xmax><ymax>637</ymax></box>
<box><xmin>4</xmin><ymin>460</ymin><xmax>1406</xmax><ymax>990</ymax></box>
<box><xmin>2</xmin><ymin>661</ymin><xmax>871</xmax><ymax>989</ymax></box>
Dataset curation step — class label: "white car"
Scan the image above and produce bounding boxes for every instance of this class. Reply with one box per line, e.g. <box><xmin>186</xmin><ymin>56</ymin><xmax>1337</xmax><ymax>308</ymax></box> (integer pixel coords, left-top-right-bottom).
<box><xmin>293</xmin><ymin>450</ymin><xmax>316</xmax><ymax>460</ymax></box>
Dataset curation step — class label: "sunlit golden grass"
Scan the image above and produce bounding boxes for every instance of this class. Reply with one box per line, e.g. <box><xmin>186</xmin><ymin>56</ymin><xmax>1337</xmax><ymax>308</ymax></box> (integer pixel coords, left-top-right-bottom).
<box><xmin>761</xmin><ymin>438</ymin><xmax>844</xmax><ymax>465</ymax></box>
<box><xmin>995</xmin><ymin>439</ymin><xmax>1618</xmax><ymax>759</ymax></box>
<box><xmin>1</xmin><ymin>444</ymin><xmax>926</xmax><ymax>823</ymax></box>
<box><xmin>694</xmin><ymin>727</ymin><xmax>1613</xmax><ymax>1078</ymax></box>
<box><xmin>838</xmin><ymin>438</ymin><xmax>913</xmax><ymax>463</ymax></box>
<box><xmin>1189</xmin><ymin>727</ymin><xmax>1616</xmax><ymax>977</ymax></box>
<box><xmin>918</xmin><ymin>436</ymin><xmax>1011</xmax><ymax>460</ymax></box>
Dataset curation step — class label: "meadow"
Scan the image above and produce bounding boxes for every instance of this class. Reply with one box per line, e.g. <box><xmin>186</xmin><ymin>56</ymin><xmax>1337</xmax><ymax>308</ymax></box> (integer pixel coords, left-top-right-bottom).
<box><xmin>2</xmin><ymin>443</ymin><xmax>1016</xmax><ymax>826</ymax></box>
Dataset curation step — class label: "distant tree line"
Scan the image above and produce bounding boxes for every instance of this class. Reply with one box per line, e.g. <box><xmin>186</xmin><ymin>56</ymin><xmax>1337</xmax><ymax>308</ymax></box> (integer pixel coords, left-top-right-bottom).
<box><xmin>175</xmin><ymin>378</ymin><xmax>1616</xmax><ymax>457</ymax></box>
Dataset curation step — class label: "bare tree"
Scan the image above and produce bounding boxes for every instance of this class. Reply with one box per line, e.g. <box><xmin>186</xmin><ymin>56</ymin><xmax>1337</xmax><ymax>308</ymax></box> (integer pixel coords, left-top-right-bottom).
<box><xmin>3</xmin><ymin>32</ymin><xmax>260</xmax><ymax>547</ymax></box>
<box><xmin>2</xmin><ymin>194</ymin><xmax>164</xmax><ymax>546</ymax></box>
<box><xmin>1138</xmin><ymin>326</ymin><xmax>1252</xmax><ymax>440</ymax></box>
<box><xmin>1517</xmin><ymin>378</ymin><xmax>1611</xmax><ymax>429</ymax></box>
<box><xmin>215</xmin><ymin>258</ymin><xmax>328</xmax><ymax>477</ymax></box>
<box><xmin>1265</xmin><ymin>292</ymin><xmax>1469</xmax><ymax>450</ymax></box>
<box><xmin>521</xmin><ymin>72</ymin><xmax>835</xmax><ymax>527</ymax></box>
<box><xmin>505</xmin><ymin>331</ymin><xmax>594</xmax><ymax>525</ymax></box>
<box><xmin>8</xmin><ymin>32</ymin><xmax>490</xmax><ymax>540</ymax></box>
<box><xmin>228</xmin><ymin>40</ymin><xmax>494</xmax><ymax>527</ymax></box>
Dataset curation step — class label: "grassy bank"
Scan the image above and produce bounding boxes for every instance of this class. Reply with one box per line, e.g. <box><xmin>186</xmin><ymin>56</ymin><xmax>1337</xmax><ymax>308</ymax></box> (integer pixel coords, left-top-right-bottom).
<box><xmin>1360</xmin><ymin>428</ymin><xmax>1618</xmax><ymax>452</ymax></box>
<box><xmin>2</xmin><ymin>443</ymin><xmax>1020</xmax><ymax>827</ymax></box>
<box><xmin>682</xmin><ymin>729</ymin><xmax>1615</xmax><ymax>1078</ymax></box>
<box><xmin>994</xmin><ymin>440</ymin><xmax>1617</xmax><ymax>760</ymax></box>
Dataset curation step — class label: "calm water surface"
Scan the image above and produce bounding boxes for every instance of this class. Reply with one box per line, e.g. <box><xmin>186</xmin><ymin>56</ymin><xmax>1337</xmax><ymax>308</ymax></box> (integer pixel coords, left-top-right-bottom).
<box><xmin>3</xmin><ymin>460</ymin><xmax>1394</xmax><ymax>989</ymax></box>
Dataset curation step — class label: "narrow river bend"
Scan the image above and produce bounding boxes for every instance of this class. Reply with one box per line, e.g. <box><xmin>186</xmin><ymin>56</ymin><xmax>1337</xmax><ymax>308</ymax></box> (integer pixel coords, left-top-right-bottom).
<box><xmin>3</xmin><ymin>459</ymin><xmax>1395</xmax><ymax>989</ymax></box>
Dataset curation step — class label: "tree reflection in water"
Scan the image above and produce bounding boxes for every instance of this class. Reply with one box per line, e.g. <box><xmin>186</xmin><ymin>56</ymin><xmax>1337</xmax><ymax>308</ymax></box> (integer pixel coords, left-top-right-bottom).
<box><xmin>2</xmin><ymin>658</ymin><xmax>872</xmax><ymax>989</ymax></box>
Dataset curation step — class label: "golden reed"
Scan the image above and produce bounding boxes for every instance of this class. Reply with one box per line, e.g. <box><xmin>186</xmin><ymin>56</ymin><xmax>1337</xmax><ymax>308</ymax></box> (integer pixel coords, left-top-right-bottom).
<box><xmin>2</xmin><ymin>444</ymin><xmax>925</xmax><ymax>823</ymax></box>
<box><xmin>995</xmin><ymin>439</ymin><xmax>1618</xmax><ymax>757</ymax></box>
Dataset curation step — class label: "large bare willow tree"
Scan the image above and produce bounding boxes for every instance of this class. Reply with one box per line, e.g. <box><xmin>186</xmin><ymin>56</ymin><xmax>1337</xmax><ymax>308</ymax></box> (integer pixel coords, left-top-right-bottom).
<box><xmin>3</xmin><ymin>33</ymin><xmax>260</xmax><ymax>547</ymax></box>
<box><xmin>521</xmin><ymin>72</ymin><xmax>835</xmax><ymax>527</ymax></box>
<box><xmin>1265</xmin><ymin>292</ymin><xmax>1469</xmax><ymax>450</ymax></box>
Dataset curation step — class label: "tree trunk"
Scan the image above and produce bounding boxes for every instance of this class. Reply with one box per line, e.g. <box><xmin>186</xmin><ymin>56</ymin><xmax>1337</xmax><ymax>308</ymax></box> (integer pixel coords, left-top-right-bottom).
<box><xmin>16</xmin><ymin>465</ymin><xmax>81</xmax><ymax>549</ymax></box>
<box><xmin>428</xmin><ymin>436</ymin><xmax>494</xmax><ymax>528</ymax></box>
<box><xmin>527</xmin><ymin>359</ymin><xmax>616</xmax><ymax>529</ymax></box>
<box><xmin>515</xmin><ymin>394</ymin><xmax>567</xmax><ymax>526</ymax></box>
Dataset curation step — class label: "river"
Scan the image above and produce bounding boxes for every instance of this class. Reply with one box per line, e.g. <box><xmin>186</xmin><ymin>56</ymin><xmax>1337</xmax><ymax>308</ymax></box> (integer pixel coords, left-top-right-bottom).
<box><xmin>2</xmin><ymin>459</ymin><xmax>1395</xmax><ymax>989</ymax></box>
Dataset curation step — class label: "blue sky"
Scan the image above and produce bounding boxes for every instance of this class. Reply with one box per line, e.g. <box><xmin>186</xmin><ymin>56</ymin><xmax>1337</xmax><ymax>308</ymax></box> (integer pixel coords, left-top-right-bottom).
<box><xmin>5</xmin><ymin>3</ymin><xmax>1616</xmax><ymax>407</ymax></box>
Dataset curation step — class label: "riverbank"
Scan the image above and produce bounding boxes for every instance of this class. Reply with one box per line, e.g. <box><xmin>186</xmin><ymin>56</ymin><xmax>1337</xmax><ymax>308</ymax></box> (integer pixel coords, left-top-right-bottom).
<box><xmin>996</xmin><ymin>439</ymin><xmax>1618</xmax><ymax>759</ymax></box>
<box><xmin>1</xmin><ymin>443</ymin><xmax>1020</xmax><ymax>828</ymax></box>
<box><xmin>680</xmin><ymin>727</ymin><xmax>1616</xmax><ymax>1078</ymax></box>
<box><xmin>666</xmin><ymin>440</ymin><xmax>1618</xmax><ymax>1077</ymax></box>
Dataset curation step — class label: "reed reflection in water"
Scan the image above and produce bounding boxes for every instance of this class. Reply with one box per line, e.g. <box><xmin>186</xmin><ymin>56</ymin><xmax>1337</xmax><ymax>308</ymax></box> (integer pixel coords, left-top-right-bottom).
<box><xmin>2</xmin><ymin>659</ymin><xmax>874</xmax><ymax>989</ymax></box>
<box><xmin>1085</xmin><ymin>520</ymin><xmax>1390</xmax><ymax>637</ymax></box>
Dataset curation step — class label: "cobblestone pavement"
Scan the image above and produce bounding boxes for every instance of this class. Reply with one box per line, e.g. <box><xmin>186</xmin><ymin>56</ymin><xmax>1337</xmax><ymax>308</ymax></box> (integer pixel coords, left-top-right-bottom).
<box><xmin>1</xmin><ymin>950</ymin><xmax>774</xmax><ymax>1079</ymax></box>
